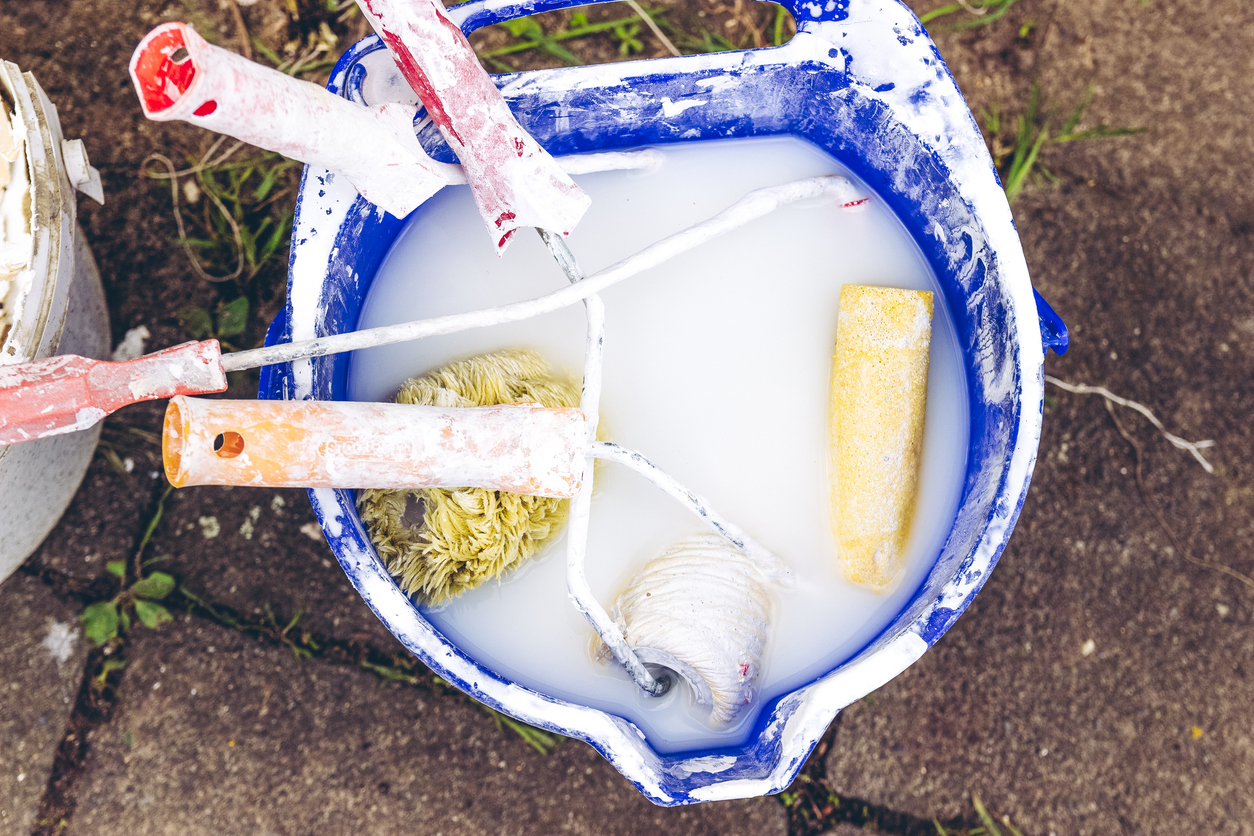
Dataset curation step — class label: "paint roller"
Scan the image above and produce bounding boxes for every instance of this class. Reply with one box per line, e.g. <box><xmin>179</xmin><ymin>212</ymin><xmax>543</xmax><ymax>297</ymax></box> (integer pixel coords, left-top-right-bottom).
<box><xmin>162</xmin><ymin>397</ymin><xmax>587</xmax><ymax>496</ymax></box>
<box><xmin>130</xmin><ymin>22</ymin><xmax>454</xmax><ymax>219</ymax></box>
<box><xmin>127</xmin><ymin>22</ymin><xmax>660</xmax><ymax>220</ymax></box>
<box><xmin>829</xmin><ymin>285</ymin><xmax>934</xmax><ymax>590</ymax></box>
<box><xmin>353</xmin><ymin>0</ymin><xmax>590</xmax><ymax>253</ymax></box>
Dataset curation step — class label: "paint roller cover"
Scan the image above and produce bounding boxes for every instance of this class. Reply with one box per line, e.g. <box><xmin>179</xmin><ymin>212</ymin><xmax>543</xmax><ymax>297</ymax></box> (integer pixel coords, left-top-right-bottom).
<box><xmin>355</xmin><ymin>0</ymin><xmax>591</xmax><ymax>252</ymax></box>
<box><xmin>829</xmin><ymin>285</ymin><xmax>933</xmax><ymax>591</ymax></box>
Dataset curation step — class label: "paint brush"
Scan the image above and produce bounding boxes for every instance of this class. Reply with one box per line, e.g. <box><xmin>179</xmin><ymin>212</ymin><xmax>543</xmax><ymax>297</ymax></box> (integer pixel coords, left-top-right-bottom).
<box><xmin>0</xmin><ymin>175</ymin><xmax>864</xmax><ymax>446</ymax></box>
<box><xmin>354</xmin><ymin>0</ymin><xmax>590</xmax><ymax>253</ymax></box>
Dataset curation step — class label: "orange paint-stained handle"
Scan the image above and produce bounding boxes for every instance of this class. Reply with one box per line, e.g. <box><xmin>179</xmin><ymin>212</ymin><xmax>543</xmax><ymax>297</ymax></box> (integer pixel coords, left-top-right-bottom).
<box><xmin>0</xmin><ymin>341</ymin><xmax>226</xmax><ymax>445</ymax></box>
<box><xmin>163</xmin><ymin>396</ymin><xmax>588</xmax><ymax>497</ymax></box>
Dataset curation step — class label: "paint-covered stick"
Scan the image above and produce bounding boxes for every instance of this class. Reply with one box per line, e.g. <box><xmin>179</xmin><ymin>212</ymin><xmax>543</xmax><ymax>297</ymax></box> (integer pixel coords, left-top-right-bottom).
<box><xmin>0</xmin><ymin>341</ymin><xmax>226</xmax><ymax>445</ymax></box>
<box><xmin>354</xmin><ymin>0</ymin><xmax>591</xmax><ymax>253</ymax></box>
<box><xmin>129</xmin><ymin>22</ymin><xmax>455</xmax><ymax>219</ymax></box>
<box><xmin>162</xmin><ymin>396</ymin><xmax>587</xmax><ymax>495</ymax></box>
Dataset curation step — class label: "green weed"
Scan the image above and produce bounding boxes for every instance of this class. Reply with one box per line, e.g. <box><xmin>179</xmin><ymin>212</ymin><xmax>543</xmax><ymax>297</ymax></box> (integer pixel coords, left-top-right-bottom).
<box><xmin>920</xmin><ymin>0</ymin><xmax>1022</xmax><ymax>30</ymax></box>
<box><xmin>177</xmin><ymin>296</ymin><xmax>250</xmax><ymax>352</ymax></box>
<box><xmin>773</xmin><ymin>4</ymin><xmax>791</xmax><ymax>46</ymax></box>
<box><xmin>486</xmin><ymin>707</ymin><xmax>564</xmax><ymax>755</ymax></box>
<box><xmin>985</xmin><ymin>82</ymin><xmax>1147</xmax><ymax>202</ymax></box>
<box><xmin>669</xmin><ymin>27</ymin><xmax>739</xmax><ymax>54</ymax></box>
<box><xmin>611</xmin><ymin>20</ymin><xmax>645</xmax><ymax>57</ymax></box>
<box><xmin>80</xmin><ymin>486</ymin><xmax>178</xmax><ymax>650</ymax></box>
<box><xmin>145</xmin><ymin>142</ymin><xmax>296</xmax><ymax>287</ymax></box>
<box><xmin>474</xmin><ymin>2</ymin><xmax>786</xmax><ymax>68</ymax></box>
<box><xmin>932</xmin><ymin>794</ymin><xmax>1025</xmax><ymax>836</ymax></box>
<box><xmin>475</xmin><ymin>6</ymin><xmax>673</xmax><ymax>70</ymax></box>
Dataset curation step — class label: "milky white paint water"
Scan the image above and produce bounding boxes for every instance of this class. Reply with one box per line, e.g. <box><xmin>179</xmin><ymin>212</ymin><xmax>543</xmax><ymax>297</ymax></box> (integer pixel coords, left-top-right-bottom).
<box><xmin>347</xmin><ymin>135</ymin><xmax>969</xmax><ymax>752</ymax></box>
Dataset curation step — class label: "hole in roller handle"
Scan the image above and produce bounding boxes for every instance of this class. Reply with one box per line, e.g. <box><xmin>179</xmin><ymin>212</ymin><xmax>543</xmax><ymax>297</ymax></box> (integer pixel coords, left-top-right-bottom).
<box><xmin>214</xmin><ymin>431</ymin><xmax>245</xmax><ymax>458</ymax></box>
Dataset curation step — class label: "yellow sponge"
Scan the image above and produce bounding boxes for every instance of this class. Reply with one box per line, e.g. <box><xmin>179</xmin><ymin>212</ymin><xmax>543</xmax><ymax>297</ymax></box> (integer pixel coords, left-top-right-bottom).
<box><xmin>828</xmin><ymin>285</ymin><xmax>934</xmax><ymax>590</ymax></box>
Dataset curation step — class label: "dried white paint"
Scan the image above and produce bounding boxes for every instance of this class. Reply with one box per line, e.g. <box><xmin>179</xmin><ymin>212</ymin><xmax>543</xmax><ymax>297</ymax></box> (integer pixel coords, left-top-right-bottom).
<box><xmin>41</xmin><ymin>618</ymin><xmax>78</xmax><ymax>665</ymax></box>
<box><xmin>198</xmin><ymin>515</ymin><xmax>221</xmax><ymax>539</ymax></box>
<box><xmin>110</xmin><ymin>325</ymin><xmax>151</xmax><ymax>362</ymax></box>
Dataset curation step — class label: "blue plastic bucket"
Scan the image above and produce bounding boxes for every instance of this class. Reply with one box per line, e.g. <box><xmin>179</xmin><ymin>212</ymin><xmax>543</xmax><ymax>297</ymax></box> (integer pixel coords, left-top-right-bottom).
<box><xmin>260</xmin><ymin>0</ymin><xmax>1067</xmax><ymax>805</ymax></box>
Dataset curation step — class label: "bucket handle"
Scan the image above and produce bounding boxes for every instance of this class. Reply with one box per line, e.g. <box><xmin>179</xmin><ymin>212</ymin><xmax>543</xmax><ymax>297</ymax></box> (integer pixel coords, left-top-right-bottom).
<box><xmin>453</xmin><ymin>0</ymin><xmax>834</xmax><ymax>44</ymax></box>
<box><xmin>1033</xmin><ymin>288</ymin><xmax>1069</xmax><ymax>356</ymax></box>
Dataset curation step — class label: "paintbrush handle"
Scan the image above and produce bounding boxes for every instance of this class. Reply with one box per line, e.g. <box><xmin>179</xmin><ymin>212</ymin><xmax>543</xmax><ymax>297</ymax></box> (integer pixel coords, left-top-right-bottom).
<box><xmin>130</xmin><ymin>22</ymin><xmax>454</xmax><ymax>218</ymax></box>
<box><xmin>0</xmin><ymin>341</ymin><xmax>227</xmax><ymax>445</ymax></box>
<box><xmin>162</xmin><ymin>396</ymin><xmax>587</xmax><ymax>496</ymax></box>
<box><xmin>355</xmin><ymin>0</ymin><xmax>590</xmax><ymax>252</ymax></box>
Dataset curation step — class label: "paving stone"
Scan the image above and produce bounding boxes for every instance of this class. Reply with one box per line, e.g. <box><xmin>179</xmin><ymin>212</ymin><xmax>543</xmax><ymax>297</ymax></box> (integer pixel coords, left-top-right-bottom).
<box><xmin>0</xmin><ymin>573</ymin><xmax>89</xmax><ymax>835</ymax></box>
<box><xmin>68</xmin><ymin>616</ymin><xmax>787</xmax><ymax>836</ymax></box>
<box><xmin>151</xmin><ymin>483</ymin><xmax>402</xmax><ymax>650</ymax></box>
<box><xmin>821</xmin><ymin>826</ymin><xmax>874</xmax><ymax>836</ymax></box>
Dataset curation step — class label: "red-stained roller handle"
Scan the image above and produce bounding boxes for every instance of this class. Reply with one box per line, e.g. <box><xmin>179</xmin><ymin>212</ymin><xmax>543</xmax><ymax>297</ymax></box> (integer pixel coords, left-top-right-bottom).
<box><xmin>129</xmin><ymin>22</ymin><xmax>454</xmax><ymax>219</ymax></box>
<box><xmin>0</xmin><ymin>341</ymin><xmax>227</xmax><ymax>445</ymax></box>
<box><xmin>355</xmin><ymin>0</ymin><xmax>591</xmax><ymax>253</ymax></box>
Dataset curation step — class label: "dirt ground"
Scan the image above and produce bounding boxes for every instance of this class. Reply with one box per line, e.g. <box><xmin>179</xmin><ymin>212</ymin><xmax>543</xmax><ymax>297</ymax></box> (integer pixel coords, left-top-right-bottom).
<box><xmin>0</xmin><ymin>0</ymin><xmax>1252</xmax><ymax>834</ymax></box>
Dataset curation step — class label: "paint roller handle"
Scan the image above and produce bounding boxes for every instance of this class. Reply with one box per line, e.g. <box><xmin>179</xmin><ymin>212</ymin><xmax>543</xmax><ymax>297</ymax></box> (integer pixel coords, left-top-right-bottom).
<box><xmin>129</xmin><ymin>22</ymin><xmax>454</xmax><ymax>219</ymax></box>
<box><xmin>0</xmin><ymin>341</ymin><xmax>227</xmax><ymax>445</ymax></box>
<box><xmin>355</xmin><ymin>0</ymin><xmax>590</xmax><ymax>252</ymax></box>
<box><xmin>162</xmin><ymin>396</ymin><xmax>588</xmax><ymax>496</ymax></box>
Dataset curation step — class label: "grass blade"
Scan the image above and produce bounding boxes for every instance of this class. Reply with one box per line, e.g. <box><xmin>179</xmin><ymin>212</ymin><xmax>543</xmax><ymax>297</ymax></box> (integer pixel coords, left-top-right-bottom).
<box><xmin>972</xmin><ymin>795</ymin><xmax>1003</xmax><ymax>836</ymax></box>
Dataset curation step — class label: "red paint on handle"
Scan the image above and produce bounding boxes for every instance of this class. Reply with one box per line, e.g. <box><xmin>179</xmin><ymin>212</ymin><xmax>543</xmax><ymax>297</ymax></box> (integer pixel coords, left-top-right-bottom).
<box><xmin>131</xmin><ymin>25</ymin><xmax>197</xmax><ymax>114</ymax></box>
<box><xmin>0</xmin><ymin>341</ymin><xmax>228</xmax><ymax>445</ymax></box>
<box><xmin>356</xmin><ymin>0</ymin><xmax>591</xmax><ymax>252</ymax></box>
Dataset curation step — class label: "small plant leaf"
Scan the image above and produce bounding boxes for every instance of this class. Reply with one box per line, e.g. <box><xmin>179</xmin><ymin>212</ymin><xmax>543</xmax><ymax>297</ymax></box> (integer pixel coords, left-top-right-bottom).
<box><xmin>82</xmin><ymin>601</ymin><xmax>120</xmax><ymax>645</ymax></box>
<box><xmin>134</xmin><ymin>599</ymin><xmax>174</xmax><ymax>629</ymax></box>
<box><xmin>93</xmin><ymin>658</ymin><xmax>127</xmax><ymax>687</ymax></box>
<box><xmin>119</xmin><ymin>608</ymin><xmax>132</xmax><ymax>632</ymax></box>
<box><xmin>215</xmin><ymin>296</ymin><xmax>250</xmax><ymax>339</ymax></box>
<box><xmin>569</xmin><ymin>11</ymin><xmax>588</xmax><ymax>27</ymax></box>
<box><xmin>258</xmin><ymin>210</ymin><xmax>292</xmax><ymax>268</ymax></box>
<box><xmin>503</xmin><ymin>16</ymin><xmax>544</xmax><ymax>39</ymax></box>
<box><xmin>131</xmin><ymin>571</ymin><xmax>176</xmax><ymax>600</ymax></box>
<box><xmin>106</xmin><ymin>560</ymin><xmax>127</xmax><ymax>578</ymax></box>
<box><xmin>177</xmin><ymin>305</ymin><xmax>214</xmax><ymax>340</ymax></box>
